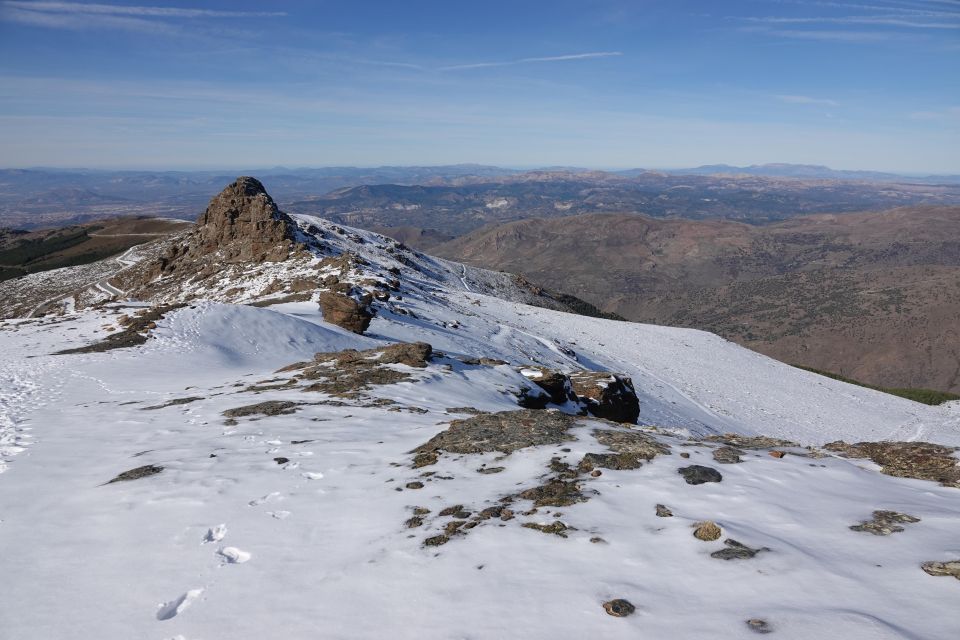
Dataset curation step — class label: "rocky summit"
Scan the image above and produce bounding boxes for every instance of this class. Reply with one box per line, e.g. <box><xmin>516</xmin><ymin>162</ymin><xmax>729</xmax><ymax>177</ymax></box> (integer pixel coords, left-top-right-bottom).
<box><xmin>0</xmin><ymin>177</ymin><xmax>958</xmax><ymax>640</ymax></box>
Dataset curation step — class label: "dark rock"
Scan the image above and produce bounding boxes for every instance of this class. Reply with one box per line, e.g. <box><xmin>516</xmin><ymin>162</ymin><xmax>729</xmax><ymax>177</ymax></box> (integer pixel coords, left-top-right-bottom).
<box><xmin>273</xmin><ymin>457</ymin><xmax>290</xmax><ymax>465</ymax></box>
<box><xmin>141</xmin><ymin>396</ymin><xmax>205</xmax><ymax>410</ymax></box>
<box><xmin>746</xmin><ymin>619</ymin><xmax>773</xmax><ymax>634</ymax></box>
<box><xmin>710</xmin><ymin>539</ymin><xmax>770</xmax><ymax>560</ymax></box>
<box><xmin>712</xmin><ymin>446</ymin><xmax>744</xmax><ymax>464</ymax></box>
<box><xmin>569</xmin><ymin>371</ymin><xmax>640</xmax><ymax>423</ymax></box>
<box><xmin>522</xmin><ymin>367</ymin><xmax>578</xmax><ymax>405</ymax></box>
<box><xmin>318</xmin><ymin>291</ymin><xmax>373</xmax><ymax>334</ymax></box>
<box><xmin>602</xmin><ymin>599</ymin><xmax>636</xmax><ymax>617</ymax></box>
<box><xmin>655</xmin><ymin>504</ymin><xmax>673</xmax><ymax>517</ymax></box>
<box><xmin>107</xmin><ymin>464</ymin><xmax>163</xmax><ymax>484</ymax></box>
<box><xmin>412</xmin><ymin>410</ymin><xmax>577</xmax><ymax>456</ymax></box>
<box><xmin>516</xmin><ymin>385</ymin><xmax>550</xmax><ymax>410</ymax></box>
<box><xmin>404</xmin><ymin>516</ymin><xmax>424</xmax><ymax>528</ymax></box>
<box><xmin>477</xmin><ymin>466</ymin><xmax>505</xmax><ymax>474</ymax></box>
<box><xmin>223</xmin><ymin>401</ymin><xmax>300</xmax><ymax>418</ymax></box>
<box><xmin>678</xmin><ymin>465</ymin><xmax>723</xmax><ymax>485</ymax></box>
<box><xmin>849</xmin><ymin>510</ymin><xmax>920</xmax><ymax>536</ymax></box>
<box><xmin>405</xmin><ymin>481</ymin><xmax>424</xmax><ymax>490</ymax></box>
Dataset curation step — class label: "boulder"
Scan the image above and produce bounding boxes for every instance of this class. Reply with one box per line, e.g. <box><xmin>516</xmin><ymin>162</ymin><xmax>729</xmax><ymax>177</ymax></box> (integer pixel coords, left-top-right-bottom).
<box><xmin>318</xmin><ymin>291</ymin><xmax>373</xmax><ymax>334</ymax></box>
<box><xmin>521</xmin><ymin>367</ymin><xmax>577</xmax><ymax>405</ymax></box>
<box><xmin>568</xmin><ymin>371</ymin><xmax>640</xmax><ymax>423</ymax></box>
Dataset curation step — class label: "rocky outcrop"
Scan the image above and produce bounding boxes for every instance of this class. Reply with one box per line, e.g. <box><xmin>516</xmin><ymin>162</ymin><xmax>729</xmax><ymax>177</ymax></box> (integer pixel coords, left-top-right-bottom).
<box><xmin>824</xmin><ymin>441</ymin><xmax>960</xmax><ymax>488</ymax></box>
<box><xmin>568</xmin><ymin>371</ymin><xmax>640</xmax><ymax>423</ymax></box>
<box><xmin>193</xmin><ymin>176</ymin><xmax>297</xmax><ymax>263</ymax></box>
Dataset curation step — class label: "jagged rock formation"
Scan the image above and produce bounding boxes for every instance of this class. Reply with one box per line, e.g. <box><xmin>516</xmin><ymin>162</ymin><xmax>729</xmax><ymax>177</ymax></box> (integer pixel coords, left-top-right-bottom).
<box><xmin>157</xmin><ymin>176</ymin><xmax>300</xmax><ymax>275</ymax></box>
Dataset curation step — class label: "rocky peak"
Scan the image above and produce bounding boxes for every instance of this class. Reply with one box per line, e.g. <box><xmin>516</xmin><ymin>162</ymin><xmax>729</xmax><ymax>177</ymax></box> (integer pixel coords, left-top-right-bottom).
<box><xmin>193</xmin><ymin>176</ymin><xmax>298</xmax><ymax>263</ymax></box>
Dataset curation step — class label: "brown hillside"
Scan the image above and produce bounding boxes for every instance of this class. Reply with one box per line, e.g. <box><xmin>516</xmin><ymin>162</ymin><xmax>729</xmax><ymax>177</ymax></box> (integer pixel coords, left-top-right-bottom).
<box><xmin>432</xmin><ymin>206</ymin><xmax>960</xmax><ymax>393</ymax></box>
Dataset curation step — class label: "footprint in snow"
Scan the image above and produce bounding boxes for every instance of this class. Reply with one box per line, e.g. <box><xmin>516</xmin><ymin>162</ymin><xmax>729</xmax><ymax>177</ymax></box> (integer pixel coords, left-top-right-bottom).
<box><xmin>302</xmin><ymin>471</ymin><xmax>324</xmax><ymax>480</ymax></box>
<box><xmin>248</xmin><ymin>492</ymin><xmax>281</xmax><ymax>506</ymax></box>
<box><xmin>202</xmin><ymin>524</ymin><xmax>227</xmax><ymax>544</ymax></box>
<box><xmin>218</xmin><ymin>547</ymin><xmax>251</xmax><ymax>564</ymax></box>
<box><xmin>268</xmin><ymin>510</ymin><xmax>291</xmax><ymax>520</ymax></box>
<box><xmin>156</xmin><ymin>588</ymin><xmax>203</xmax><ymax>621</ymax></box>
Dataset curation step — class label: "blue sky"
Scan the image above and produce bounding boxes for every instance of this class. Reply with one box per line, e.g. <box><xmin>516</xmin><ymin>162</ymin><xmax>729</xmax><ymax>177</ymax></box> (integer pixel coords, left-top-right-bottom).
<box><xmin>0</xmin><ymin>0</ymin><xmax>957</xmax><ymax>172</ymax></box>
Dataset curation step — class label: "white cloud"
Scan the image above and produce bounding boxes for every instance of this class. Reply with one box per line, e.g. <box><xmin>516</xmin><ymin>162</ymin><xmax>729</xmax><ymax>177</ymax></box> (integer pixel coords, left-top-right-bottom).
<box><xmin>745</xmin><ymin>14</ymin><xmax>960</xmax><ymax>28</ymax></box>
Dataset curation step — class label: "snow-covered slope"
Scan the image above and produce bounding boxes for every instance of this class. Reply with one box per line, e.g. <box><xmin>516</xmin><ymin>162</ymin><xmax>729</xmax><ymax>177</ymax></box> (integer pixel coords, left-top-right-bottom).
<box><xmin>1</xmin><ymin>203</ymin><xmax>959</xmax><ymax>639</ymax></box>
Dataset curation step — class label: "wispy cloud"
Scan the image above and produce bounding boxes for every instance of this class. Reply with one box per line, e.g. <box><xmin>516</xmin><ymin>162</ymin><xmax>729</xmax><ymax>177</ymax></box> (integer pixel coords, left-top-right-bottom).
<box><xmin>745</xmin><ymin>14</ymin><xmax>960</xmax><ymax>28</ymax></box>
<box><xmin>2</xmin><ymin>1</ymin><xmax>285</xmax><ymax>18</ymax></box>
<box><xmin>777</xmin><ymin>94</ymin><xmax>840</xmax><ymax>106</ymax></box>
<box><xmin>440</xmin><ymin>51</ymin><xmax>622</xmax><ymax>71</ymax></box>
<box><xmin>0</xmin><ymin>1</ymin><xmax>285</xmax><ymax>33</ymax></box>
<box><xmin>748</xmin><ymin>26</ymin><xmax>906</xmax><ymax>41</ymax></box>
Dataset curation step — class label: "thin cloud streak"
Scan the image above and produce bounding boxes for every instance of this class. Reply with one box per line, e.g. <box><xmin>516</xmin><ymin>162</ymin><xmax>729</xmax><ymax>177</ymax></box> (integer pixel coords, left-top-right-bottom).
<box><xmin>1</xmin><ymin>1</ymin><xmax>286</xmax><ymax>18</ymax></box>
<box><xmin>745</xmin><ymin>14</ymin><xmax>960</xmax><ymax>28</ymax></box>
<box><xmin>440</xmin><ymin>51</ymin><xmax>622</xmax><ymax>71</ymax></box>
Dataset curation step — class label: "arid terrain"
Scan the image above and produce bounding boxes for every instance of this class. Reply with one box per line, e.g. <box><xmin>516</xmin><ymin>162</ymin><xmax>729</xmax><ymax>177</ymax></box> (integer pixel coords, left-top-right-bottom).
<box><xmin>431</xmin><ymin>206</ymin><xmax>960</xmax><ymax>394</ymax></box>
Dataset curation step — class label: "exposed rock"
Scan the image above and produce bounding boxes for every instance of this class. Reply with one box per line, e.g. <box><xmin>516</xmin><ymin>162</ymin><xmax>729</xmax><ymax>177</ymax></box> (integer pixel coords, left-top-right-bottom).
<box><xmin>593</xmin><ymin>429</ymin><xmax>669</xmax><ymax>459</ymax></box>
<box><xmin>405</xmin><ymin>482</ymin><xmax>424</xmax><ymax>490</ymax></box>
<box><xmin>56</xmin><ymin>304</ymin><xmax>184</xmax><ymax>354</ymax></box>
<box><xmin>602</xmin><ymin>599</ymin><xmax>636</xmax><ymax>617</ymax></box>
<box><xmin>312</xmin><ymin>341</ymin><xmax>432</xmax><ymax>368</ymax></box>
<box><xmin>282</xmin><ymin>343</ymin><xmax>434</xmax><ymax>398</ymax></box>
<box><xmin>515</xmin><ymin>385</ymin><xmax>550</xmax><ymax>409</ymax></box>
<box><xmin>412</xmin><ymin>410</ymin><xmax>577</xmax><ymax>456</ymax></box>
<box><xmin>655</xmin><ymin>504</ymin><xmax>673</xmax><ymax>517</ymax></box>
<box><xmin>141</xmin><ymin>396</ymin><xmax>204</xmax><ymax>410</ymax></box>
<box><xmin>106</xmin><ymin>464</ymin><xmax>163</xmax><ymax>484</ymax></box>
<box><xmin>521</xmin><ymin>367</ymin><xmax>577</xmax><ymax>405</ymax></box>
<box><xmin>746</xmin><ymin>619</ymin><xmax>773</xmax><ymax>634</ymax></box>
<box><xmin>850</xmin><ymin>510</ymin><xmax>920</xmax><ymax>536</ymax></box>
<box><xmin>920</xmin><ymin>560</ymin><xmax>960</xmax><ymax>580</ymax></box>
<box><xmin>705</xmin><ymin>433</ymin><xmax>799</xmax><ymax>449</ymax></box>
<box><xmin>712</xmin><ymin>446</ymin><xmax>744</xmax><ymax>464</ymax></box>
<box><xmin>193</xmin><ymin>176</ymin><xmax>297</xmax><ymax>263</ymax></box>
<box><xmin>824</xmin><ymin>440</ymin><xmax>960</xmax><ymax>488</ymax></box>
<box><xmin>223</xmin><ymin>401</ymin><xmax>300</xmax><ymax>418</ymax></box>
<box><xmin>578</xmin><ymin>452</ymin><xmax>644</xmax><ymax>471</ymax></box>
<box><xmin>710</xmin><ymin>539</ymin><xmax>770</xmax><ymax>560</ymax></box>
<box><xmin>318</xmin><ymin>290</ymin><xmax>373</xmax><ymax>334</ymax></box>
<box><xmin>568</xmin><ymin>371</ymin><xmax>640</xmax><ymax>423</ymax></box>
<box><xmin>522</xmin><ymin>521</ymin><xmax>571</xmax><ymax>537</ymax></box>
<box><xmin>678</xmin><ymin>465</ymin><xmax>723</xmax><ymax>485</ymax></box>
<box><xmin>423</xmin><ymin>535</ymin><xmax>449</xmax><ymax>547</ymax></box>
<box><xmin>518</xmin><ymin>478</ymin><xmax>586</xmax><ymax>507</ymax></box>
<box><xmin>693</xmin><ymin>521</ymin><xmax>722</xmax><ymax>541</ymax></box>
<box><xmin>769</xmin><ymin>450</ymin><xmax>787</xmax><ymax>459</ymax></box>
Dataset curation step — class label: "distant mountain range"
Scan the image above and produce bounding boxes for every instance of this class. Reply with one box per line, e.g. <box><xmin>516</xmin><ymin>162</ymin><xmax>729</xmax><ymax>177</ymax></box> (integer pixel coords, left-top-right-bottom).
<box><xmin>3</xmin><ymin>163</ymin><xmax>959</xmax><ymax>230</ymax></box>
